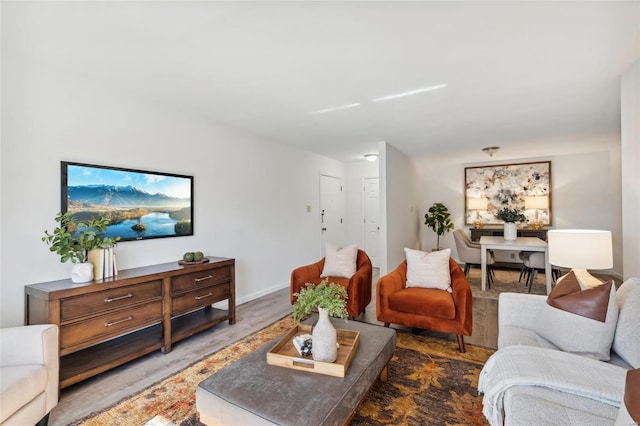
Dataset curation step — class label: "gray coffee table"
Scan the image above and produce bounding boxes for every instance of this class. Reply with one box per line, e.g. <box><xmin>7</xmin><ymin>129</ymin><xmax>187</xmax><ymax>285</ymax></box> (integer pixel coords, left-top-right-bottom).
<box><xmin>196</xmin><ymin>317</ymin><xmax>396</xmax><ymax>426</ymax></box>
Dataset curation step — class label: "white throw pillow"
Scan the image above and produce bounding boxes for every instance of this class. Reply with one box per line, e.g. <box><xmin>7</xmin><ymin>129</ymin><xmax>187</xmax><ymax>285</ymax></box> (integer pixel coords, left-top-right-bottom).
<box><xmin>404</xmin><ymin>248</ymin><xmax>452</xmax><ymax>292</ymax></box>
<box><xmin>321</xmin><ymin>243</ymin><xmax>358</xmax><ymax>278</ymax></box>
<box><xmin>534</xmin><ymin>279</ymin><xmax>618</xmax><ymax>361</ymax></box>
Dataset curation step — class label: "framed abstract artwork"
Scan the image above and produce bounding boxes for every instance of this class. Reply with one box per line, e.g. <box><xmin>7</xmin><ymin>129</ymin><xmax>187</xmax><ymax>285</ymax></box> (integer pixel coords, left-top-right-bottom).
<box><xmin>464</xmin><ymin>161</ymin><xmax>551</xmax><ymax>226</ymax></box>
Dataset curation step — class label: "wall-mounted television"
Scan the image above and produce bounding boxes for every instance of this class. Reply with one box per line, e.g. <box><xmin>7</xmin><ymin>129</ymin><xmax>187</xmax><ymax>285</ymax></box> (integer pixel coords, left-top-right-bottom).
<box><xmin>61</xmin><ymin>161</ymin><xmax>194</xmax><ymax>242</ymax></box>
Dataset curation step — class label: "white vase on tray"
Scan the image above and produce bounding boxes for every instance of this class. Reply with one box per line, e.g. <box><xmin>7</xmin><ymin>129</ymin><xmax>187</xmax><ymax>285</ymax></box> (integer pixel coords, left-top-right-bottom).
<box><xmin>312</xmin><ymin>307</ymin><xmax>338</xmax><ymax>362</ymax></box>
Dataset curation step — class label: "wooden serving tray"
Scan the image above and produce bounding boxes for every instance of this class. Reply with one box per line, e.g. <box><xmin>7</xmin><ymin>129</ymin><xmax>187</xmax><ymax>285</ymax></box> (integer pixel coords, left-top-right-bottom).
<box><xmin>266</xmin><ymin>324</ymin><xmax>360</xmax><ymax>377</ymax></box>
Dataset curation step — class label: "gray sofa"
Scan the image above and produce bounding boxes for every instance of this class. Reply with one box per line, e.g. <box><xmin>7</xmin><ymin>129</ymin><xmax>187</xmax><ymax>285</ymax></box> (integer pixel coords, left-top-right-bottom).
<box><xmin>479</xmin><ymin>277</ymin><xmax>639</xmax><ymax>425</ymax></box>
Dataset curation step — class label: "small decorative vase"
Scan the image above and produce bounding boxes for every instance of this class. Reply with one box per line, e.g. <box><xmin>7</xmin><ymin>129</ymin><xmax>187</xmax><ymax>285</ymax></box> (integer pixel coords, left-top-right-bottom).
<box><xmin>503</xmin><ymin>222</ymin><xmax>517</xmax><ymax>241</ymax></box>
<box><xmin>71</xmin><ymin>262</ymin><xmax>94</xmax><ymax>283</ymax></box>
<box><xmin>312</xmin><ymin>307</ymin><xmax>338</xmax><ymax>362</ymax></box>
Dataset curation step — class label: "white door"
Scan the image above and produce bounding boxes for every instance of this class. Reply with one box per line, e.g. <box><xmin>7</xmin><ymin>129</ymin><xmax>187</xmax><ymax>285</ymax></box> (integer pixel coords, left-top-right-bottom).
<box><xmin>320</xmin><ymin>174</ymin><xmax>343</xmax><ymax>254</ymax></box>
<box><xmin>363</xmin><ymin>177</ymin><xmax>380</xmax><ymax>267</ymax></box>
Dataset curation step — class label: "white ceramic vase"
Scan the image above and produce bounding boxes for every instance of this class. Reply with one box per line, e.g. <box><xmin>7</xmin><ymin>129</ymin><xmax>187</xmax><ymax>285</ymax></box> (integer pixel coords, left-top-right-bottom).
<box><xmin>503</xmin><ymin>222</ymin><xmax>517</xmax><ymax>241</ymax></box>
<box><xmin>312</xmin><ymin>307</ymin><xmax>338</xmax><ymax>362</ymax></box>
<box><xmin>71</xmin><ymin>262</ymin><xmax>94</xmax><ymax>283</ymax></box>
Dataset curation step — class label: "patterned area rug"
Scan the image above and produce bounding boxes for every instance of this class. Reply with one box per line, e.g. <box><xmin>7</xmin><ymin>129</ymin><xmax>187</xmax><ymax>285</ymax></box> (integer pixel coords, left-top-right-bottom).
<box><xmin>75</xmin><ymin>316</ymin><xmax>495</xmax><ymax>426</ymax></box>
<box><xmin>351</xmin><ymin>332</ymin><xmax>494</xmax><ymax>425</ymax></box>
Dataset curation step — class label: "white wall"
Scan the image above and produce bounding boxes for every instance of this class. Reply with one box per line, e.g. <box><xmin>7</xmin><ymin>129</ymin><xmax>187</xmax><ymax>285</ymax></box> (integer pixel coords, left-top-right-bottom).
<box><xmin>621</xmin><ymin>59</ymin><xmax>640</xmax><ymax>280</ymax></box>
<box><xmin>381</xmin><ymin>143</ymin><xmax>421</xmax><ymax>274</ymax></box>
<box><xmin>419</xmin><ymin>134</ymin><xmax>624</xmax><ymax>279</ymax></box>
<box><xmin>0</xmin><ymin>58</ymin><xmax>345</xmax><ymax>327</ymax></box>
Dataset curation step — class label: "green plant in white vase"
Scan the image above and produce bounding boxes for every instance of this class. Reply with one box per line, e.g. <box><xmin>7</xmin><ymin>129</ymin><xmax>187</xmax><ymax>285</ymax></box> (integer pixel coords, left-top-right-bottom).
<box><xmin>292</xmin><ymin>279</ymin><xmax>348</xmax><ymax>363</ymax></box>
<box><xmin>495</xmin><ymin>207</ymin><xmax>527</xmax><ymax>223</ymax></box>
<box><xmin>495</xmin><ymin>207</ymin><xmax>527</xmax><ymax>241</ymax></box>
<box><xmin>292</xmin><ymin>279</ymin><xmax>348</xmax><ymax>322</ymax></box>
<box><xmin>42</xmin><ymin>212</ymin><xmax>120</xmax><ymax>282</ymax></box>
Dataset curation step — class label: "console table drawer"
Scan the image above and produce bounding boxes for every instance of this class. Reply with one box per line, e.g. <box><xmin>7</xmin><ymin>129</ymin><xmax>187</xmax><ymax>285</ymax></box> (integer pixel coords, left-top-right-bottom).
<box><xmin>61</xmin><ymin>300</ymin><xmax>163</xmax><ymax>352</ymax></box>
<box><xmin>61</xmin><ymin>280</ymin><xmax>163</xmax><ymax>321</ymax></box>
<box><xmin>171</xmin><ymin>284</ymin><xmax>230</xmax><ymax>316</ymax></box>
<box><xmin>171</xmin><ymin>266</ymin><xmax>231</xmax><ymax>294</ymax></box>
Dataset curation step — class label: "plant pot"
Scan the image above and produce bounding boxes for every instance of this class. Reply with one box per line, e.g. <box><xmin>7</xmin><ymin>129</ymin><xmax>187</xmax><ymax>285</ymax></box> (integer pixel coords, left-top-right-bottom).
<box><xmin>88</xmin><ymin>248</ymin><xmax>105</xmax><ymax>279</ymax></box>
<box><xmin>503</xmin><ymin>222</ymin><xmax>517</xmax><ymax>241</ymax></box>
<box><xmin>71</xmin><ymin>262</ymin><xmax>94</xmax><ymax>283</ymax></box>
<box><xmin>312</xmin><ymin>307</ymin><xmax>338</xmax><ymax>362</ymax></box>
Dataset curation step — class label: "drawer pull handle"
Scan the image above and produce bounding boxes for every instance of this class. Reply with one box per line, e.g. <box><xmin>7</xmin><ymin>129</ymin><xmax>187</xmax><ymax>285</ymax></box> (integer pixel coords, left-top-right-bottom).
<box><xmin>195</xmin><ymin>275</ymin><xmax>213</xmax><ymax>283</ymax></box>
<box><xmin>195</xmin><ymin>292</ymin><xmax>214</xmax><ymax>300</ymax></box>
<box><xmin>104</xmin><ymin>293</ymin><xmax>133</xmax><ymax>303</ymax></box>
<box><xmin>105</xmin><ymin>316</ymin><xmax>133</xmax><ymax>327</ymax></box>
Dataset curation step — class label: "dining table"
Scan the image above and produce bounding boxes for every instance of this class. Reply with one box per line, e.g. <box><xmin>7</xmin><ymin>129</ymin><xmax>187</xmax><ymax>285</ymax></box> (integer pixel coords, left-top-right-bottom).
<box><xmin>479</xmin><ymin>236</ymin><xmax>552</xmax><ymax>294</ymax></box>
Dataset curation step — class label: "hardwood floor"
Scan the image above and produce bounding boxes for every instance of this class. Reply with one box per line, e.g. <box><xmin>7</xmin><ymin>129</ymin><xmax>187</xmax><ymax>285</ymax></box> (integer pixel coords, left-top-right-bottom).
<box><xmin>50</xmin><ymin>267</ymin><xmax>500</xmax><ymax>425</ymax></box>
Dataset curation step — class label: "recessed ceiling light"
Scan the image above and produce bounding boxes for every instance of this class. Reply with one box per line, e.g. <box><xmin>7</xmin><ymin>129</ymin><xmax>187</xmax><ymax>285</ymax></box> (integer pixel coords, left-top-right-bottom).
<box><xmin>364</xmin><ymin>154</ymin><xmax>379</xmax><ymax>162</ymax></box>
<box><xmin>371</xmin><ymin>84</ymin><xmax>447</xmax><ymax>102</ymax></box>
<box><xmin>310</xmin><ymin>103</ymin><xmax>361</xmax><ymax>115</ymax></box>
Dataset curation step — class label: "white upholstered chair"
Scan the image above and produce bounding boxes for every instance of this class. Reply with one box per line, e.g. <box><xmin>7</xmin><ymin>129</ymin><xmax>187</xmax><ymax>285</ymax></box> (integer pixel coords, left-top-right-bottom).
<box><xmin>453</xmin><ymin>229</ymin><xmax>495</xmax><ymax>287</ymax></box>
<box><xmin>521</xmin><ymin>251</ymin><xmax>560</xmax><ymax>293</ymax></box>
<box><xmin>0</xmin><ymin>324</ymin><xmax>59</xmax><ymax>426</ymax></box>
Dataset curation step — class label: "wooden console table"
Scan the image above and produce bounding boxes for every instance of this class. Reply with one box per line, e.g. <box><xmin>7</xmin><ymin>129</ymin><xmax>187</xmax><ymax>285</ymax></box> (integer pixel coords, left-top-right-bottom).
<box><xmin>25</xmin><ymin>256</ymin><xmax>235</xmax><ymax>389</ymax></box>
<box><xmin>471</xmin><ymin>227</ymin><xmax>547</xmax><ymax>242</ymax></box>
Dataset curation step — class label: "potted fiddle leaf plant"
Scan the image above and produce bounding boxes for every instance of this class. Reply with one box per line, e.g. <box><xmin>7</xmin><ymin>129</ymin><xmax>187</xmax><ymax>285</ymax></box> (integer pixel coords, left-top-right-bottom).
<box><xmin>292</xmin><ymin>279</ymin><xmax>348</xmax><ymax>363</ymax></box>
<box><xmin>495</xmin><ymin>207</ymin><xmax>527</xmax><ymax>241</ymax></box>
<box><xmin>42</xmin><ymin>212</ymin><xmax>119</xmax><ymax>283</ymax></box>
<box><xmin>424</xmin><ymin>202</ymin><xmax>454</xmax><ymax>250</ymax></box>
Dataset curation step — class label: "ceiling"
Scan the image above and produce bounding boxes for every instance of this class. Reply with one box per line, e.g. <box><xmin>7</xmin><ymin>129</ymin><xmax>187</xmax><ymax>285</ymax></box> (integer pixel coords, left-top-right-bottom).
<box><xmin>4</xmin><ymin>1</ymin><xmax>639</xmax><ymax>163</ymax></box>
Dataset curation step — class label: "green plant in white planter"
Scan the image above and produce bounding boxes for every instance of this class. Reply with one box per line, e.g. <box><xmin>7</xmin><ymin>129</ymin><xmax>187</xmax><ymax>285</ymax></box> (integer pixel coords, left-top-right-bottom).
<box><xmin>292</xmin><ymin>279</ymin><xmax>348</xmax><ymax>362</ymax></box>
<box><xmin>495</xmin><ymin>207</ymin><xmax>527</xmax><ymax>241</ymax></box>
<box><xmin>42</xmin><ymin>212</ymin><xmax>119</xmax><ymax>282</ymax></box>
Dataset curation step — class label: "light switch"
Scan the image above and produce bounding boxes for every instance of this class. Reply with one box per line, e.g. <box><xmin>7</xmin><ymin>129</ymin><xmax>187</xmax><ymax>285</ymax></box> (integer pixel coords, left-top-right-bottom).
<box><xmin>306</xmin><ymin>205</ymin><xmax>311</xmax><ymax>212</ymax></box>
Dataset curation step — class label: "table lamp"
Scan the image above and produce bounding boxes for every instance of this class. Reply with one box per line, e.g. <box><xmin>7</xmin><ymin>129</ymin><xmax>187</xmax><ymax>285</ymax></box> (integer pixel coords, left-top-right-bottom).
<box><xmin>468</xmin><ymin>197</ymin><xmax>488</xmax><ymax>229</ymax></box>
<box><xmin>548</xmin><ymin>229</ymin><xmax>613</xmax><ymax>288</ymax></box>
<box><xmin>525</xmin><ymin>195</ymin><xmax>549</xmax><ymax>230</ymax></box>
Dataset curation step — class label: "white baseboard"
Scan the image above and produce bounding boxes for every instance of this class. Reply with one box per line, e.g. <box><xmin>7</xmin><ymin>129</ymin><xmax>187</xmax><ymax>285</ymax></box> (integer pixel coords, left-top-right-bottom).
<box><xmin>211</xmin><ymin>280</ymin><xmax>290</xmax><ymax>309</ymax></box>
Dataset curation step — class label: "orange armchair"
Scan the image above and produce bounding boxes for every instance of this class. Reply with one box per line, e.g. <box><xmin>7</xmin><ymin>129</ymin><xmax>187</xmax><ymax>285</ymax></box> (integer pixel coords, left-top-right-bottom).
<box><xmin>290</xmin><ymin>250</ymin><xmax>372</xmax><ymax>319</ymax></box>
<box><xmin>376</xmin><ymin>257</ymin><xmax>472</xmax><ymax>352</ymax></box>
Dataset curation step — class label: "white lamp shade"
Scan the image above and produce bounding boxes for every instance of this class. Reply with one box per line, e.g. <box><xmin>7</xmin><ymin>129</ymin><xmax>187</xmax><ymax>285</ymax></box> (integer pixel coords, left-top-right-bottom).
<box><xmin>468</xmin><ymin>197</ymin><xmax>488</xmax><ymax>210</ymax></box>
<box><xmin>548</xmin><ymin>229</ymin><xmax>613</xmax><ymax>269</ymax></box>
<box><xmin>525</xmin><ymin>196</ymin><xmax>549</xmax><ymax>210</ymax></box>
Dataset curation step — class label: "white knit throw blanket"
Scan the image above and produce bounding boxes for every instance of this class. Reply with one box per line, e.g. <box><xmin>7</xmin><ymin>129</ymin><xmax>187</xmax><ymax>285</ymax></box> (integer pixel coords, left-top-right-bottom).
<box><xmin>478</xmin><ymin>345</ymin><xmax>625</xmax><ymax>426</ymax></box>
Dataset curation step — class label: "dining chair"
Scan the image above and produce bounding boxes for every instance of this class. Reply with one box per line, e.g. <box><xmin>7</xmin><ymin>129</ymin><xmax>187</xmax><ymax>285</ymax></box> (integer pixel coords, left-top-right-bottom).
<box><xmin>453</xmin><ymin>229</ymin><xmax>495</xmax><ymax>287</ymax></box>
<box><xmin>522</xmin><ymin>251</ymin><xmax>561</xmax><ymax>292</ymax></box>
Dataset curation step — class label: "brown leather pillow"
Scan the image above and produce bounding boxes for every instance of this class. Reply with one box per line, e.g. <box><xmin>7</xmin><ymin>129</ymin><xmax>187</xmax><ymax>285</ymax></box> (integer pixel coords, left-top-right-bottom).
<box><xmin>624</xmin><ymin>369</ymin><xmax>640</xmax><ymax>422</ymax></box>
<box><xmin>547</xmin><ymin>271</ymin><xmax>613</xmax><ymax>322</ymax></box>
